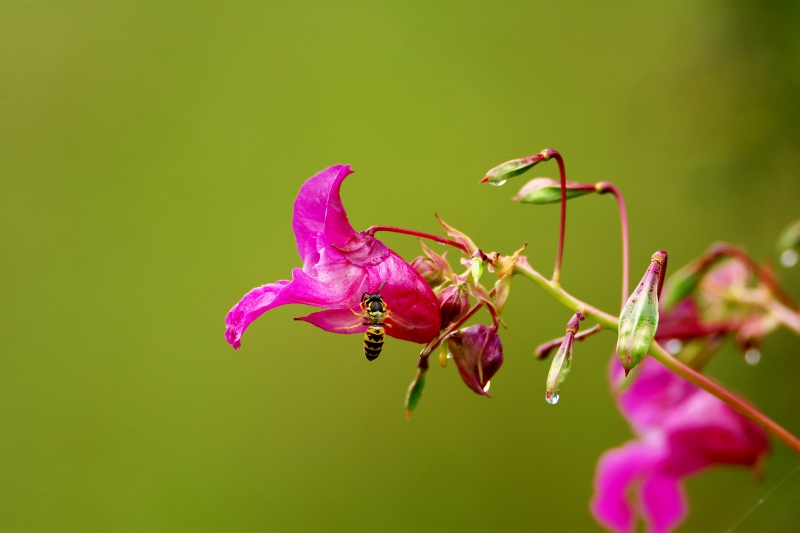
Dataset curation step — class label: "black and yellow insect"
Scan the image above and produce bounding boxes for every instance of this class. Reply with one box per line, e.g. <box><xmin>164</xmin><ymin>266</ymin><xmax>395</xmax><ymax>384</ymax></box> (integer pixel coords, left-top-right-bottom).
<box><xmin>359</xmin><ymin>281</ymin><xmax>390</xmax><ymax>361</ymax></box>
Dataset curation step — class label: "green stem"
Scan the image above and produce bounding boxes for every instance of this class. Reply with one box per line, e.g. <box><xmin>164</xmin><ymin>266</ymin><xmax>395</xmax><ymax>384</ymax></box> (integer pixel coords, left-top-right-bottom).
<box><xmin>513</xmin><ymin>261</ymin><xmax>800</xmax><ymax>456</ymax></box>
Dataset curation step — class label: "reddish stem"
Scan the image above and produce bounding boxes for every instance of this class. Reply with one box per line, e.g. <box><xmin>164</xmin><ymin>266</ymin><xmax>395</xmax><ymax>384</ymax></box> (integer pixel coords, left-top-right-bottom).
<box><xmin>650</xmin><ymin>341</ymin><xmax>800</xmax><ymax>456</ymax></box>
<box><xmin>420</xmin><ymin>290</ymin><xmax>495</xmax><ymax>358</ymax></box>
<box><xmin>543</xmin><ymin>149</ymin><xmax>568</xmax><ymax>286</ymax></box>
<box><xmin>366</xmin><ymin>226</ymin><xmax>468</xmax><ymax>253</ymax></box>
<box><xmin>535</xmin><ymin>324</ymin><xmax>604</xmax><ymax>359</ymax></box>
<box><xmin>596</xmin><ymin>182</ymin><xmax>630</xmax><ymax>309</ymax></box>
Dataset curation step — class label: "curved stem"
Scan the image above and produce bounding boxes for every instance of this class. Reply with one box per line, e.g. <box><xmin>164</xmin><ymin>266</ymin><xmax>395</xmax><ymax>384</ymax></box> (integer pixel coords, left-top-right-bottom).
<box><xmin>365</xmin><ymin>226</ymin><xmax>467</xmax><ymax>253</ymax></box>
<box><xmin>513</xmin><ymin>261</ymin><xmax>800</xmax><ymax>456</ymax></box>
<box><xmin>544</xmin><ymin>150</ymin><xmax>568</xmax><ymax>287</ymax></box>
<box><xmin>648</xmin><ymin>341</ymin><xmax>800</xmax><ymax>455</ymax></box>
<box><xmin>596</xmin><ymin>182</ymin><xmax>630</xmax><ymax>309</ymax></box>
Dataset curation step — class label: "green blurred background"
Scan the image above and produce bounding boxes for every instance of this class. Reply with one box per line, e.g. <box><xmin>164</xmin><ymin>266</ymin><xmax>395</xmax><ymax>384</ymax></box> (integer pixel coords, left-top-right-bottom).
<box><xmin>2</xmin><ymin>1</ymin><xmax>800</xmax><ymax>531</ymax></box>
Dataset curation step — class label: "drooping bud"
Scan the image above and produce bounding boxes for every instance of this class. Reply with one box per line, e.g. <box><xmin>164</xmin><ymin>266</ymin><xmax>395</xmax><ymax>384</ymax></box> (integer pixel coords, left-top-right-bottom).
<box><xmin>411</xmin><ymin>239</ymin><xmax>454</xmax><ymax>287</ymax></box>
<box><xmin>481</xmin><ymin>153</ymin><xmax>548</xmax><ymax>186</ymax></box>
<box><xmin>513</xmin><ymin>178</ymin><xmax>595</xmax><ymax>205</ymax></box>
<box><xmin>777</xmin><ymin>219</ymin><xmax>800</xmax><ymax>268</ymax></box>
<box><xmin>447</xmin><ymin>324</ymin><xmax>503</xmax><ymax>397</ymax></box>
<box><xmin>405</xmin><ymin>356</ymin><xmax>429</xmax><ymax>418</ymax></box>
<box><xmin>617</xmin><ymin>251</ymin><xmax>667</xmax><ymax>376</ymax></box>
<box><xmin>411</xmin><ymin>256</ymin><xmax>443</xmax><ymax>285</ymax></box>
<box><xmin>438</xmin><ymin>284</ymin><xmax>470</xmax><ymax>330</ymax></box>
<box><xmin>545</xmin><ymin>312</ymin><xmax>584</xmax><ymax>404</ymax></box>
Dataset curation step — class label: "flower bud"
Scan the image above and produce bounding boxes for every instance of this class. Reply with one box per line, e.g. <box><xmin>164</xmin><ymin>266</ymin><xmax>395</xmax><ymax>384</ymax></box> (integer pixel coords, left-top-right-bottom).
<box><xmin>545</xmin><ymin>332</ymin><xmax>574</xmax><ymax>405</ymax></box>
<box><xmin>412</xmin><ymin>240</ymin><xmax>454</xmax><ymax>287</ymax></box>
<box><xmin>513</xmin><ymin>178</ymin><xmax>595</xmax><ymax>205</ymax></box>
<box><xmin>439</xmin><ymin>285</ymin><xmax>470</xmax><ymax>329</ymax></box>
<box><xmin>545</xmin><ymin>312</ymin><xmax>584</xmax><ymax>404</ymax></box>
<box><xmin>447</xmin><ymin>324</ymin><xmax>503</xmax><ymax>397</ymax></box>
<box><xmin>481</xmin><ymin>153</ymin><xmax>547</xmax><ymax>185</ymax></box>
<box><xmin>412</xmin><ymin>256</ymin><xmax>445</xmax><ymax>286</ymax></box>
<box><xmin>617</xmin><ymin>251</ymin><xmax>666</xmax><ymax>376</ymax></box>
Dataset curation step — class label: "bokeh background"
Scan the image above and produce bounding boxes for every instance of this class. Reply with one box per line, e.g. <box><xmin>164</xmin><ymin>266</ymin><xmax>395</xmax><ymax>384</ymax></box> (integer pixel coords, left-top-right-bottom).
<box><xmin>2</xmin><ymin>1</ymin><xmax>800</xmax><ymax>531</ymax></box>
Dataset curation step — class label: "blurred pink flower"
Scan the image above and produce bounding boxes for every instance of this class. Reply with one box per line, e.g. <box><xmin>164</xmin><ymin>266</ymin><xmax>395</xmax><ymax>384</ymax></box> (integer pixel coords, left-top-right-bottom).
<box><xmin>225</xmin><ymin>165</ymin><xmax>440</xmax><ymax>349</ymax></box>
<box><xmin>591</xmin><ymin>357</ymin><xmax>769</xmax><ymax>533</ymax></box>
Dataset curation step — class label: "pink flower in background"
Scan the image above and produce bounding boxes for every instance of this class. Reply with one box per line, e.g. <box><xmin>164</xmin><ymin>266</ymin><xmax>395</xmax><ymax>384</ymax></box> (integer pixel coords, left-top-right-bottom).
<box><xmin>591</xmin><ymin>357</ymin><xmax>769</xmax><ymax>533</ymax></box>
<box><xmin>225</xmin><ymin>165</ymin><xmax>440</xmax><ymax>349</ymax></box>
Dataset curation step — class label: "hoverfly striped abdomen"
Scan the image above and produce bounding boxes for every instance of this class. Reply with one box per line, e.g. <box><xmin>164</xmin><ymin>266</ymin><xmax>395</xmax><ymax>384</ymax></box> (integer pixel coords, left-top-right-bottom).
<box><xmin>364</xmin><ymin>325</ymin><xmax>385</xmax><ymax>361</ymax></box>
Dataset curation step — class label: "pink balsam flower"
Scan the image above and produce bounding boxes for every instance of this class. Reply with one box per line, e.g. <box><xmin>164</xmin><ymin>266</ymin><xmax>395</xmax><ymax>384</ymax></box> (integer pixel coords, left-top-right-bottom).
<box><xmin>225</xmin><ymin>165</ymin><xmax>440</xmax><ymax>349</ymax></box>
<box><xmin>591</xmin><ymin>357</ymin><xmax>769</xmax><ymax>533</ymax></box>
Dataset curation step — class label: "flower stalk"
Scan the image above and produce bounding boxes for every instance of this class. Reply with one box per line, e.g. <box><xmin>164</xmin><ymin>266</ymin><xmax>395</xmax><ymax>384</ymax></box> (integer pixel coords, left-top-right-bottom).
<box><xmin>513</xmin><ymin>260</ymin><xmax>800</xmax><ymax>456</ymax></box>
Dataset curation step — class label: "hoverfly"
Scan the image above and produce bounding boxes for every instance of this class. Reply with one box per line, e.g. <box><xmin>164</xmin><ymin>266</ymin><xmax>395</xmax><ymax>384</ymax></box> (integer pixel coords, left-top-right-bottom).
<box><xmin>360</xmin><ymin>281</ymin><xmax>391</xmax><ymax>361</ymax></box>
<box><xmin>335</xmin><ymin>281</ymin><xmax>392</xmax><ymax>360</ymax></box>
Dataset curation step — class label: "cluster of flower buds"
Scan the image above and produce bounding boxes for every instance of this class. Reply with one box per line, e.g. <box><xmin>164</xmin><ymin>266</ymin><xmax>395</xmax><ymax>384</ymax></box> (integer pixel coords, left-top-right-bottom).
<box><xmin>402</xmin><ymin>215</ymin><xmax>533</xmax><ymax>415</ymax></box>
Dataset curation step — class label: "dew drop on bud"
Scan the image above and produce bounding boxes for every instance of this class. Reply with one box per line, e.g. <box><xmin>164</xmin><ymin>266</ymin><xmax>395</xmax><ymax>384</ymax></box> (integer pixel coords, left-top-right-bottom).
<box><xmin>545</xmin><ymin>391</ymin><xmax>560</xmax><ymax>405</ymax></box>
<box><xmin>780</xmin><ymin>249</ymin><xmax>799</xmax><ymax>268</ymax></box>
<box><xmin>490</xmin><ymin>179</ymin><xmax>507</xmax><ymax>187</ymax></box>
<box><xmin>483</xmin><ymin>381</ymin><xmax>491</xmax><ymax>393</ymax></box>
<box><xmin>665</xmin><ymin>338</ymin><xmax>683</xmax><ymax>355</ymax></box>
<box><xmin>745</xmin><ymin>348</ymin><xmax>761</xmax><ymax>366</ymax></box>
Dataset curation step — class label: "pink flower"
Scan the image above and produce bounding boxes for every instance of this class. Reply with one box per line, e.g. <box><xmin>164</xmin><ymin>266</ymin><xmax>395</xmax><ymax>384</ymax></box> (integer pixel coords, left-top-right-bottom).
<box><xmin>591</xmin><ymin>357</ymin><xmax>769</xmax><ymax>533</ymax></box>
<box><xmin>225</xmin><ymin>165</ymin><xmax>440</xmax><ymax>349</ymax></box>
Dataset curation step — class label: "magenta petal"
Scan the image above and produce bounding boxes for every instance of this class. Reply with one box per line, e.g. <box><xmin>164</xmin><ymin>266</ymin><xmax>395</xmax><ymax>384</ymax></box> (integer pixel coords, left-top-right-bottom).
<box><xmin>292</xmin><ymin>164</ymin><xmax>356</xmax><ymax>260</ymax></box>
<box><xmin>367</xmin><ymin>252</ymin><xmax>440</xmax><ymax>344</ymax></box>
<box><xmin>296</xmin><ymin>309</ymin><xmax>367</xmax><ymax>334</ymax></box>
<box><xmin>591</xmin><ymin>441</ymin><xmax>664</xmax><ymax>533</ymax></box>
<box><xmin>225</xmin><ymin>267</ymin><xmax>366</xmax><ymax>348</ymax></box>
<box><xmin>639</xmin><ymin>475</ymin><xmax>686</xmax><ymax>533</ymax></box>
<box><xmin>616</xmin><ymin>357</ymin><xmax>694</xmax><ymax>435</ymax></box>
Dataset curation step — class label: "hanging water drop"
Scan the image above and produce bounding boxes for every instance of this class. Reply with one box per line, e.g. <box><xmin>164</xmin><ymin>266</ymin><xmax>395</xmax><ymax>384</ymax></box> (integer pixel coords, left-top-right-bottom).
<box><xmin>545</xmin><ymin>391</ymin><xmax>560</xmax><ymax>405</ymax></box>
<box><xmin>745</xmin><ymin>348</ymin><xmax>761</xmax><ymax>366</ymax></box>
<box><xmin>483</xmin><ymin>381</ymin><xmax>491</xmax><ymax>393</ymax></box>
<box><xmin>490</xmin><ymin>179</ymin><xmax>507</xmax><ymax>187</ymax></box>
<box><xmin>665</xmin><ymin>339</ymin><xmax>683</xmax><ymax>355</ymax></box>
<box><xmin>780</xmin><ymin>249</ymin><xmax>798</xmax><ymax>268</ymax></box>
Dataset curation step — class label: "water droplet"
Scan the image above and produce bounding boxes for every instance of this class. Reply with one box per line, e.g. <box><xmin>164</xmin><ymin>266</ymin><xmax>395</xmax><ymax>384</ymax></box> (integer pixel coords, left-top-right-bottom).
<box><xmin>490</xmin><ymin>179</ymin><xmax>507</xmax><ymax>187</ymax></box>
<box><xmin>665</xmin><ymin>339</ymin><xmax>683</xmax><ymax>355</ymax></box>
<box><xmin>483</xmin><ymin>381</ymin><xmax>491</xmax><ymax>393</ymax></box>
<box><xmin>545</xmin><ymin>391</ymin><xmax>560</xmax><ymax>405</ymax></box>
<box><xmin>780</xmin><ymin>249</ymin><xmax>798</xmax><ymax>268</ymax></box>
<box><xmin>745</xmin><ymin>348</ymin><xmax>761</xmax><ymax>366</ymax></box>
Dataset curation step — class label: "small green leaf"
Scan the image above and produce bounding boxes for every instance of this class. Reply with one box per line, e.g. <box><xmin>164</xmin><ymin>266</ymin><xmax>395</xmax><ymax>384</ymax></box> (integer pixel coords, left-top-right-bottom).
<box><xmin>405</xmin><ymin>368</ymin><xmax>427</xmax><ymax>418</ymax></box>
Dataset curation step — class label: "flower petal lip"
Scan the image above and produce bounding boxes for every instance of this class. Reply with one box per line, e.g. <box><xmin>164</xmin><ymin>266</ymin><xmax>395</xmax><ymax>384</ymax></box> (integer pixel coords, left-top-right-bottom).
<box><xmin>225</xmin><ymin>165</ymin><xmax>440</xmax><ymax>349</ymax></box>
<box><xmin>593</xmin><ymin>357</ymin><xmax>769</xmax><ymax>533</ymax></box>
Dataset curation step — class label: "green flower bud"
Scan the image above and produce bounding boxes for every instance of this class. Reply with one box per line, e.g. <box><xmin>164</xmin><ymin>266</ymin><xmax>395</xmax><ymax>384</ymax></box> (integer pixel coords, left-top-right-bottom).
<box><xmin>545</xmin><ymin>312</ymin><xmax>583</xmax><ymax>405</ymax></box>
<box><xmin>617</xmin><ymin>251</ymin><xmax>667</xmax><ymax>376</ymax></box>
<box><xmin>481</xmin><ymin>153</ymin><xmax>547</xmax><ymax>185</ymax></box>
<box><xmin>513</xmin><ymin>178</ymin><xmax>595</xmax><ymax>205</ymax></box>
